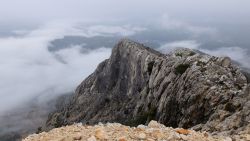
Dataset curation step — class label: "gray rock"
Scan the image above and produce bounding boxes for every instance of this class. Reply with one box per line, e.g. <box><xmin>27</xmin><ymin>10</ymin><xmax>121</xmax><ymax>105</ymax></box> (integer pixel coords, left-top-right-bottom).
<box><xmin>220</xmin><ymin>57</ymin><xmax>231</xmax><ymax>67</ymax></box>
<box><xmin>45</xmin><ymin>39</ymin><xmax>250</xmax><ymax>135</ymax></box>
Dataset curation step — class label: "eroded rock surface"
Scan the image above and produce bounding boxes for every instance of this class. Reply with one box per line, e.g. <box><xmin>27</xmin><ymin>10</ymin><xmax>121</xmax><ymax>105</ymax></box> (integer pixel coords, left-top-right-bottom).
<box><xmin>45</xmin><ymin>39</ymin><xmax>250</xmax><ymax>136</ymax></box>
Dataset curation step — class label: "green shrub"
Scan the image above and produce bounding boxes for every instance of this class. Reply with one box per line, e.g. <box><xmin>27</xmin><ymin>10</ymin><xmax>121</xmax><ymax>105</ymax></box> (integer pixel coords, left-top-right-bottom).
<box><xmin>126</xmin><ymin>107</ymin><xmax>157</xmax><ymax>126</ymax></box>
<box><xmin>197</xmin><ymin>61</ymin><xmax>206</xmax><ymax>66</ymax></box>
<box><xmin>189</xmin><ymin>51</ymin><xmax>196</xmax><ymax>56</ymax></box>
<box><xmin>36</xmin><ymin>127</ymin><xmax>42</xmax><ymax>134</ymax></box>
<box><xmin>175</xmin><ymin>64</ymin><xmax>190</xmax><ymax>75</ymax></box>
<box><xmin>175</xmin><ymin>52</ymin><xmax>183</xmax><ymax>57</ymax></box>
<box><xmin>175</xmin><ymin>51</ymin><xmax>195</xmax><ymax>57</ymax></box>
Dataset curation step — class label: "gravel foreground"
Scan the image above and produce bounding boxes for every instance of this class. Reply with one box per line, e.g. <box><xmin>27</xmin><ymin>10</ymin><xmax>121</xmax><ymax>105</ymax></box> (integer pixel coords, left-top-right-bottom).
<box><xmin>23</xmin><ymin>121</ymin><xmax>250</xmax><ymax>141</ymax></box>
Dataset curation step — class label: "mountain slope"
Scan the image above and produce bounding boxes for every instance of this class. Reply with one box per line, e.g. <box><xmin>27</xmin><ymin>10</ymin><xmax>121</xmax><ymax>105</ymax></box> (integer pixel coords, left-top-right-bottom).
<box><xmin>45</xmin><ymin>39</ymin><xmax>250</xmax><ymax>135</ymax></box>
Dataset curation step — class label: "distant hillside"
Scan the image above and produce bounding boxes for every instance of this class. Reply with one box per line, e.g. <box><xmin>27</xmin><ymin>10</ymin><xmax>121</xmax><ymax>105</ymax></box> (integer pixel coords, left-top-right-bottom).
<box><xmin>0</xmin><ymin>93</ymin><xmax>72</xmax><ymax>141</ymax></box>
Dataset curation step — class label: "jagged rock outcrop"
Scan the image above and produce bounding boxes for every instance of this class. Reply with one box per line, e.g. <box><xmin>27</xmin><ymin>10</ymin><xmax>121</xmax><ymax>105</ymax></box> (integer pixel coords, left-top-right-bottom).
<box><xmin>46</xmin><ymin>39</ymin><xmax>250</xmax><ymax>136</ymax></box>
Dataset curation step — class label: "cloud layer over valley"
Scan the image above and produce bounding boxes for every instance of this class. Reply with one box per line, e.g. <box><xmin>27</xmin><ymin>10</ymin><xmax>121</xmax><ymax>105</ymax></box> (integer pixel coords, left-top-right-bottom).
<box><xmin>0</xmin><ymin>23</ymin><xmax>130</xmax><ymax>114</ymax></box>
<box><xmin>0</xmin><ymin>22</ymin><xmax>143</xmax><ymax>138</ymax></box>
<box><xmin>1</xmin><ymin>0</ymin><xmax>250</xmax><ymax>140</ymax></box>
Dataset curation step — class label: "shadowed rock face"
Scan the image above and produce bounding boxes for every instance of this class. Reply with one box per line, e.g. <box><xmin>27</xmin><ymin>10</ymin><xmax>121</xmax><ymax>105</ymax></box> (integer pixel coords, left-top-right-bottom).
<box><xmin>46</xmin><ymin>39</ymin><xmax>250</xmax><ymax>135</ymax></box>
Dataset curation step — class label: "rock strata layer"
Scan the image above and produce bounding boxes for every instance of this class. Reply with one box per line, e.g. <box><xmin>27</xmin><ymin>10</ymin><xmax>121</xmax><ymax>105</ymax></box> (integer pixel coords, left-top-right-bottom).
<box><xmin>46</xmin><ymin>39</ymin><xmax>250</xmax><ymax>136</ymax></box>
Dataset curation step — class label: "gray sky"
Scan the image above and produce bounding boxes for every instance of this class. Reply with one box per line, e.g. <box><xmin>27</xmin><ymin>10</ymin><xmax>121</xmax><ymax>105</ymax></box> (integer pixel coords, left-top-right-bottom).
<box><xmin>1</xmin><ymin>0</ymin><xmax>250</xmax><ymax>25</ymax></box>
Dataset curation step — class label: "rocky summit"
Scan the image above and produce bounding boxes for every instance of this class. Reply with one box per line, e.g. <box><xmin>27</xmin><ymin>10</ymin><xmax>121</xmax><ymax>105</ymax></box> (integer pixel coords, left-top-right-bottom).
<box><xmin>45</xmin><ymin>39</ymin><xmax>250</xmax><ymax>138</ymax></box>
<box><xmin>24</xmin><ymin>120</ymin><xmax>249</xmax><ymax>141</ymax></box>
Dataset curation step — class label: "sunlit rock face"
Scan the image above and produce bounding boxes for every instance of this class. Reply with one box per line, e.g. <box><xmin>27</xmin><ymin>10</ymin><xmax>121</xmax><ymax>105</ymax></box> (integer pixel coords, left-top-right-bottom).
<box><xmin>46</xmin><ymin>39</ymin><xmax>250</xmax><ymax>135</ymax></box>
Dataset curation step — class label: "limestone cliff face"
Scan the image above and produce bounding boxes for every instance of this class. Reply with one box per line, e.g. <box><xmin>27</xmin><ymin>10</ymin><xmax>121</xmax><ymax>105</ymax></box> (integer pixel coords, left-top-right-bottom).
<box><xmin>46</xmin><ymin>39</ymin><xmax>250</xmax><ymax>135</ymax></box>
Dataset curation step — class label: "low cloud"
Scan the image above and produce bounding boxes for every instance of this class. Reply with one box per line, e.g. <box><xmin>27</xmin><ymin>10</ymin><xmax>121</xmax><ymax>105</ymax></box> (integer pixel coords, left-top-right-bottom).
<box><xmin>0</xmin><ymin>21</ymin><xmax>146</xmax><ymax>115</ymax></box>
<box><xmin>86</xmin><ymin>25</ymin><xmax>146</xmax><ymax>36</ymax></box>
<box><xmin>159</xmin><ymin>14</ymin><xmax>218</xmax><ymax>38</ymax></box>
<box><xmin>159</xmin><ymin>40</ymin><xmax>250</xmax><ymax>70</ymax></box>
<box><xmin>0</xmin><ymin>37</ymin><xmax>111</xmax><ymax>114</ymax></box>
<box><xmin>200</xmin><ymin>47</ymin><xmax>250</xmax><ymax>70</ymax></box>
<box><xmin>158</xmin><ymin>40</ymin><xmax>200</xmax><ymax>53</ymax></box>
<box><xmin>0</xmin><ymin>21</ymin><xmax>148</xmax><ymax>139</ymax></box>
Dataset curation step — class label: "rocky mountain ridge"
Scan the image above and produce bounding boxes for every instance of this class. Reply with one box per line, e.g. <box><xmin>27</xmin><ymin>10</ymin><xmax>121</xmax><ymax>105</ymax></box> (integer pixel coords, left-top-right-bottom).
<box><xmin>45</xmin><ymin>39</ymin><xmax>250</xmax><ymax>137</ymax></box>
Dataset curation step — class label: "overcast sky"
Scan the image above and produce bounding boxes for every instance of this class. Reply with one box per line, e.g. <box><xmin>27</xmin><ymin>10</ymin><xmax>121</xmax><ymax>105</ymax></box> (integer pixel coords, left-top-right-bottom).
<box><xmin>1</xmin><ymin>0</ymin><xmax>250</xmax><ymax>26</ymax></box>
